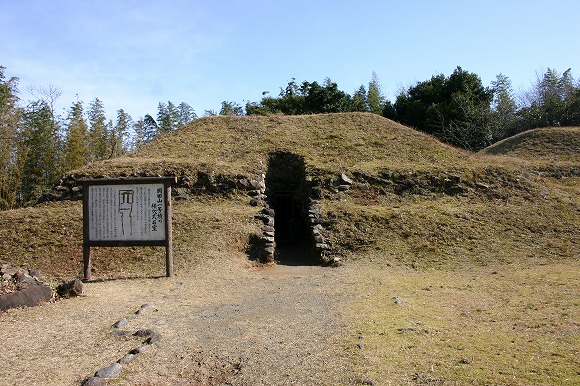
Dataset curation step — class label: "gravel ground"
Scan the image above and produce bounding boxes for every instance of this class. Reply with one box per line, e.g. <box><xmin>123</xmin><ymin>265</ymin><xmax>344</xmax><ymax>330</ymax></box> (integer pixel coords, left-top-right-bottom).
<box><xmin>0</xmin><ymin>254</ymin><xmax>361</xmax><ymax>386</ymax></box>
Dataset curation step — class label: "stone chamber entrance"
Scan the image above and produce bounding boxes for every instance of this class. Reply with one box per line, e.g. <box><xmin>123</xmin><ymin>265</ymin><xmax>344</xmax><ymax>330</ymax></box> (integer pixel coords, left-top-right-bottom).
<box><xmin>265</xmin><ymin>151</ymin><xmax>317</xmax><ymax>265</ymax></box>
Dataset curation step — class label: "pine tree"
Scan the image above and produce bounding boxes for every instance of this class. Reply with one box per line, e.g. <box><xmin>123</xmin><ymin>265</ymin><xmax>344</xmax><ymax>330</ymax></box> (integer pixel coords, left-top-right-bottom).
<box><xmin>132</xmin><ymin>117</ymin><xmax>145</xmax><ymax>149</ymax></box>
<box><xmin>367</xmin><ymin>72</ymin><xmax>386</xmax><ymax>115</ymax></box>
<box><xmin>352</xmin><ymin>85</ymin><xmax>368</xmax><ymax>112</ymax></box>
<box><xmin>63</xmin><ymin>100</ymin><xmax>88</xmax><ymax>171</ymax></box>
<box><xmin>157</xmin><ymin>102</ymin><xmax>172</xmax><ymax>134</ymax></box>
<box><xmin>143</xmin><ymin>114</ymin><xmax>158</xmax><ymax>142</ymax></box>
<box><xmin>490</xmin><ymin>74</ymin><xmax>518</xmax><ymax>139</ymax></box>
<box><xmin>167</xmin><ymin>101</ymin><xmax>179</xmax><ymax>130</ymax></box>
<box><xmin>20</xmin><ymin>100</ymin><xmax>61</xmax><ymax>203</ymax></box>
<box><xmin>0</xmin><ymin>67</ymin><xmax>25</xmax><ymax>209</ymax></box>
<box><xmin>87</xmin><ymin>98</ymin><xmax>108</xmax><ymax>161</ymax></box>
<box><xmin>109</xmin><ymin>109</ymin><xmax>132</xmax><ymax>158</ymax></box>
<box><xmin>177</xmin><ymin>102</ymin><xmax>197</xmax><ymax>128</ymax></box>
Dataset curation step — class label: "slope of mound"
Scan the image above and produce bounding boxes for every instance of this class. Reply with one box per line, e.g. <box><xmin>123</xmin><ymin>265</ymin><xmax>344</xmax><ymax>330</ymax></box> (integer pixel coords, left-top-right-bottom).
<box><xmin>481</xmin><ymin>126</ymin><xmax>580</xmax><ymax>162</ymax></box>
<box><xmin>76</xmin><ymin>113</ymin><xmax>467</xmax><ymax>178</ymax></box>
<box><xmin>0</xmin><ymin>196</ymin><xmax>260</xmax><ymax>279</ymax></box>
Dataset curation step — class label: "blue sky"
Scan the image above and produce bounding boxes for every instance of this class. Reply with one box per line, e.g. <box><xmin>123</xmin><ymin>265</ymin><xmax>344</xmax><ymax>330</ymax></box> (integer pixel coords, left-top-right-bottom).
<box><xmin>1</xmin><ymin>0</ymin><xmax>579</xmax><ymax>121</ymax></box>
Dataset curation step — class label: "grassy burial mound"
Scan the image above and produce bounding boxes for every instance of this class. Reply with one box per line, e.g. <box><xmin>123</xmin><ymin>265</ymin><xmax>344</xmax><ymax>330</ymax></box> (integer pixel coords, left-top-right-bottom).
<box><xmin>1</xmin><ymin>112</ymin><xmax>578</xmax><ymax>277</ymax></box>
<box><xmin>61</xmin><ymin>112</ymin><xmax>467</xmax><ymax>183</ymax></box>
<box><xmin>5</xmin><ymin>113</ymin><xmax>470</xmax><ymax>276</ymax></box>
<box><xmin>481</xmin><ymin>126</ymin><xmax>580</xmax><ymax>163</ymax></box>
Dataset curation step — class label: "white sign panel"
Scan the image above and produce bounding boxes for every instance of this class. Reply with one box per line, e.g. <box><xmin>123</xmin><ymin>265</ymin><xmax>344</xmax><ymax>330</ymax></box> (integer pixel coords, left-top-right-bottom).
<box><xmin>88</xmin><ymin>184</ymin><xmax>166</xmax><ymax>241</ymax></box>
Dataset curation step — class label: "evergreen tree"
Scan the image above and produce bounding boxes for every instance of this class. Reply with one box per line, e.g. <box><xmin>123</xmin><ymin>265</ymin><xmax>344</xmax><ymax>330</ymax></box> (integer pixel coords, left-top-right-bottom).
<box><xmin>561</xmin><ymin>70</ymin><xmax>580</xmax><ymax>126</ymax></box>
<box><xmin>490</xmin><ymin>74</ymin><xmax>518</xmax><ymax>139</ymax></box>
<box><xmin>367</xmin><ymin>72</ymin><xmax>385</xmax><ymax>115</ymax></box>
<box><xmin>246</xmin><ymin>78</ymin><xmax>354</xmax><ymax>115</ymax></box>
<box><xmin>245</xmin><ymin>98</ymin><xmax>277</xmax><ymax>115</ymax></box>
<box><xmin>393</xmin><ymin>66</ymin><xmax>494</xmax><ymax>150</ymax></box>
<box><xmin>382</xmin><ymin>100</ymin><xmax>396</xmax><ymax>120</ymax></box>
<box><xmin>63</xmin><ymin>100</ymin><xmax>88</xmax><ymax>171</ymax></box>
<box><xmin>20</xmin><ymin>100</ymin><xmax>61</xmax><ymax>203</ymax></box>
<box><xmin>143</xmin><ymin>114</ymin><xmax>158</xmax><ymax>142</ymax></box>
<box><xmin>177</xmin><ymin>102</ymin><xmax>197</xmax><ymax>128</ymax></box>
<box><xmin>167</xmin><ymin>101</ymin><xmax>179</xmax><ymax>129</ymax></box>
<box><xmin>352</xmin><ymin>85</ymin><xmax>368</xmax><ymax>112</ymax></box>
<box><xmin>537</xmin><ymin>68</ymin><xmax>564</xmax><ymax>127</ymax></box>
<box><xmin>105</xmin><ymin>119</ymin><xmax>114</xmax><ymax>157</ymax></box>
<box><xmin>0</xmin><ymin>66</ymin><xmax>25</xmax><ymax>210</ymax></box>
<box><xmin>157</xmin><ymin>102</ymin><xmax>168</xmax><ymax>134</ymax></box>
<box><xmin>132</xmin><ymin>117</ymin><xmax>146</xmax><ymax>149</ymax></box>
<box><xmin>219</xmin><ymin>101</ymin><xmax>244</xmax><ymax>115</ymax></box>
<box><xmin>157</xmin><ymin>102</ymin><xmax>179</xmax><ymax>134</ymax></box>
<box><xmin>304</xmin><ymin>78</ymin><xmax>351</xmax><ymax>114</ymax></box>
<box><xmin>87</xmin><ymin>98</ymin><xmax>108</xmax><ymax>161</ymax></box>
<box><xmin>519</xmin><ymin>68</ymin><xmax>580</xmax><ymax>130</ymax></box>
<box><xmin>110</xmin><ymin>109</ymin><xmax>132</xmax><ymax>158</ymax></box>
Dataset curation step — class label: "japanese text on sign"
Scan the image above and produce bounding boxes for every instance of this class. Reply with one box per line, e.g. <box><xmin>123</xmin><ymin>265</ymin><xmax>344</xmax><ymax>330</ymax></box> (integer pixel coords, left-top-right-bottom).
<box><xmin>88</xmin><ymin>184</ymin><xmax>166</xmax><ymax>241</ymax></box>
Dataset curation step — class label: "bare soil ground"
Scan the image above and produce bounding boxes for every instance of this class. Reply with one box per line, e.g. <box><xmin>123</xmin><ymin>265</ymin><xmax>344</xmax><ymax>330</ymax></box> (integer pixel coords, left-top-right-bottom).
<box><xmin>0</xmin><ymin>253</ymin><xmax>359</xmax><ymax>386</ymax></box>
<box><xmin>2</xmin><ymin>251</ymin><xmax>579</xmax><ymax>385</ymax></box>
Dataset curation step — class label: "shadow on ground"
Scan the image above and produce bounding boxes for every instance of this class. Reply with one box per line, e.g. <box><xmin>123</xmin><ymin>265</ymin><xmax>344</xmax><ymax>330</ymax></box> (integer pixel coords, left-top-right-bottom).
<box><xmin>275</xmin><ymin>241</ymin><xmax>319</xmax><ymax>266</ymax></box>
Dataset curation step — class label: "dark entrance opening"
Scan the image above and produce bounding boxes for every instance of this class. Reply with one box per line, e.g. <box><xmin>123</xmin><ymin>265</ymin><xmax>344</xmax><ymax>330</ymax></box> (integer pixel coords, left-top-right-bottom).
<box><xmin>265</xmin><ymin>151</ymin><xmax>316</xmax><ymax>265</ymax></box>
<box><xmin>272</xmin><ymin>192</ymin><xmax>296</xmax><ymax>243</ymax></box>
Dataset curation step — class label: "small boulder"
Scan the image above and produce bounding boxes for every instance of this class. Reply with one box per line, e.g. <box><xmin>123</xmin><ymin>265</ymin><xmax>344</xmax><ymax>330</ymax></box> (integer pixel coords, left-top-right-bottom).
<box><xmin>261</xmin><ymin>235</ymin><xmax>275</xmax><ymax>243</ymax></box>
<box><xmin>28</xmin><ymin>268</ymin><xmax>42</xmax><ymax>279</ymax></box>
<box><xmin>146</xmin><ymin>332</ymin><xmax>162</xmax><ymax>344</ymax></box>
<box><xmin>81</xmin><ymin>377</ymin><xmax>108</xmax><ymax>386</ymax></box>
<box><xmin>340</xmin><ymin>173</ymin><xmax>353</xmax><ymax>185</ymax></box>
<box><xmin>261</xmin><ymin>207</ymin><xmax>275</xmax><ymax>217</ymax></box>
<box><xmin>262</xmin><ymin>225</ymin><xmax>275</xmax><ymax>233</ymax></box>
<box><xmin>133</xmin><ymin>329</ymin><xmax>156</xmax><ymax>337</ymax></box>
<box><xmin>1</xmin><ymin>265</ymin><xmax>21</xmax><ymax>279</ymax></box>
<box><xmin>250</xmin><ymin>197</ymin><xmax>264</xmax><ymax>207</ymax></box>
<box><xmin>56</xmin><ymin>279</ymin><xmax>84</xmax><ymax>298</ymax></box>
<box><xmin>397</xmin><ymin>327</ymin><xmax>419</xmax><ymax>333</ymax></box>
<box><xmin>118</xmin><ymin>353</ymin><xmax>137</xmax><ymax>364</ymax></box>
<box><xmin>0</xmin><ymin>285</ymin><xmax>53</xmax><ymax>312</ymax></box>
<box><xmin>130</xmin><ymin>344</ymin><xmax>151</xmax><ymax>354</ymax></box>
<box><xmin>95</xmin><ymin>362</ymin><xmax>122</xmax><ymax>378</ymax></box>
<box><xmin>14</xmin><ymin>272</ymin><xmax>37</xmax><ymax>289</ymax></box>
<box><xmin>112</xmin><ymin>318</ymin><xmax>129</xmax><ymax>329</ymax></box>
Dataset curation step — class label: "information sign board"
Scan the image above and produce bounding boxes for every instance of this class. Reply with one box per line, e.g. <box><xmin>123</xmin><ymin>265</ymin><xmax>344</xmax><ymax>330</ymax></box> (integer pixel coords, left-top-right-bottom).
<box><xmin>79</xmin><ymin>177</ymin><xmax>177</xmax><ymax>280</ymax></box>
<box><xmin>87</xmin><ymin>183</ymin><xmax>166</xmax><ymax>242</ymax></box>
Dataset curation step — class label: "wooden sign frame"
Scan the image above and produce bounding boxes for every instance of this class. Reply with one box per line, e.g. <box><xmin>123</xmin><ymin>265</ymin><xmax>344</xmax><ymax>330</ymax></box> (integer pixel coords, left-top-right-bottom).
<box><xmin>79</xmin><ymin>177</ymin><xmax>177</xmax><ymax>280</ymax></box>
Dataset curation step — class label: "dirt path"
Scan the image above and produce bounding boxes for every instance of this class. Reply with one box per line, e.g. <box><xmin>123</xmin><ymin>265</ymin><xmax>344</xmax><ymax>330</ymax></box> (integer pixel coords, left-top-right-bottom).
<box><xmin>0</xmin><ymin>255</ymin><xmax>360</xmax><ymax>385</ymax></box>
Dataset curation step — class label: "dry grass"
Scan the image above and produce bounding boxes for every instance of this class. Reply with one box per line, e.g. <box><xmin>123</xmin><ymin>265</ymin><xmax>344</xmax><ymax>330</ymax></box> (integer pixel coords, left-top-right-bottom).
<box><xmin>480</xmin><ymin>126</ymin><xmax>580</xmax><ymax>163</ymax></box>
<box><xmin>0</xmin><ymin>195</ymin><xmax>261</xmax><ymax>280</ymax></box>
<box><xmin>322</xmin><ymin>190</ymin><xmax>579</xmax><ymax>268</ymax></box>
<box><xmin>71</xmin><ymin>113</ymin><xmax>468</xmax><ymax>179</ymax></box>
<box><xmin>343</xmin><ymin>259</ymin><xmax>580</xmax><ymax>385</ymax></box>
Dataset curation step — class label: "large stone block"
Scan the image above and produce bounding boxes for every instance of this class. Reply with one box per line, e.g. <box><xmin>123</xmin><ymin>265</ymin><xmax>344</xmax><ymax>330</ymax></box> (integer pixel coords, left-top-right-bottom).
<box><xmin>0</xmin><ymin>285</ymin><xmax>53</xmax><ymax>312</ymax></box>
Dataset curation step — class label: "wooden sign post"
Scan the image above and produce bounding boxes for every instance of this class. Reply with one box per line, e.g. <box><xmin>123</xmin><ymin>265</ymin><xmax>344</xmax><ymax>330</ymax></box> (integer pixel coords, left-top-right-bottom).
<box><xmin>79</xmin><ymin>177</ymin><xmax>177</xmax><ymax>280</ymax></box>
